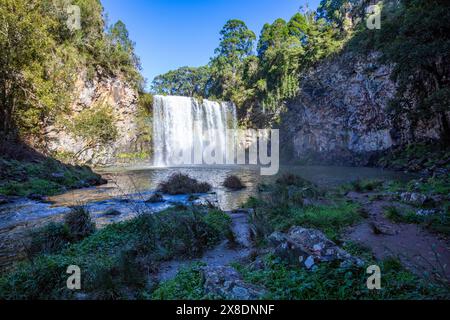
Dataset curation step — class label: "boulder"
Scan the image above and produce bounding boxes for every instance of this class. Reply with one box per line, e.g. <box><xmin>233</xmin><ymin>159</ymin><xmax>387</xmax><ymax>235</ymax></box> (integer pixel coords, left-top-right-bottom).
<box><xmin>0</xmin><ymin>195</ymin><xmax>11</xmax><ymax>205</ymax></box>
<box><xmin>145</xmin><ymin>193</ymin><xmax>165</xmax><ymax>204</ymax></box>
<box><xmin>416</xmin><ymin>209</ymin><xmax>437</xmax><ymax>217</ymax></box>
<box><xmin>103</xmin><ymin>209</ymin><xmax>122</xmax><ymax>216</ymax></box>
<box><xmin>369</xmin><ymin>221</ymin><xmax>397</xmax><ymax>235</ymax></box>
<box><xmin>201</xmin><ymin>266</ymin><xmax>266</xmax><ymax>300</ymax></box>
<box><xmin>269</xmin><ymin>227</ymin><xmax>364</xmax><ymax>270</ymax></box>
<box><xmin>188</xmin><ymin>194</ymin><xmax>200</xmax><ymax>202</ymax></box>
<box><xmin>400</xmin><ymin>192</ymin><xmax>428</xmax><ymax>206</ymax></box>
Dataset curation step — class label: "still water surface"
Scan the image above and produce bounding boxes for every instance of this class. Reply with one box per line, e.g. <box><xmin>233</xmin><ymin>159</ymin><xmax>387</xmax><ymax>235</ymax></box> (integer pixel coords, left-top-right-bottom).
<box><xmin>0</xmin><ymin>165</ymin><xmax>414</xmax><ymax>229</ymax></box>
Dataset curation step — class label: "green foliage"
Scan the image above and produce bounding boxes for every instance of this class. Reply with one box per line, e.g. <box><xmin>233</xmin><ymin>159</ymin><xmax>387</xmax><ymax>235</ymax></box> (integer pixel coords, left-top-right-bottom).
<box><xmin>117</xmin><ymin>152</ymin><xmax>150</xmax><ymax>161</ymax></box>
<box><xmin>317</xmin><ymin>0</ymin><xmax>356</xmax><ymax>33</ymax></box>
<box><xmin>342</xmin><ymin>179</ymin><xmax>385</xmax><ymax>193</ymax></box>
<box><xmin>151</xmin><ymin>263</ymin><xmax>206</xmax><ymax>300</ymax></box>
<box><xmin>28</xmin><ymin>223</ymin><xmax>72</xmax><ymax>258</ymax></box>
<box><xmin>236</xmin><ymin>254</ymin><xmax>449</xmax><ymax>300</ymax></box>
<box><xmin>69</xmin><ymin>104</ymin><xmax>118</xmax><ymax>147</ymax></box>
<box><xmin>384</xmin><ymin>205</ymin><xmax>450</xmax><ymax>236</ymax></box>
<box><xmin>349</xmin><ymin>0</ymin><xmax>450</xmax><ymax>141</ymax></box>
<box><xmin>64</xmin><ymin>206</ymin><xmax>96</xmax><ymax>241</ymax></box>
<box><xmin>0</xmin><ymin>157</ymin><xmax>104</xmax><ymax>197</ymax></box>
<box><xmin>0</xmin><ymin>0</ymin><xmax>143</xmax><ymax>140</ymax></box>
<box><xmin>378</xmin><ymin>142</ymin><xmax>450</xmax><ymax>173</ymax></box>
<box><xmin>263</xmin><ymin>202</ymin><xmax>361</xmax><ymax>242</ymax></box>
<box><xmin>151</xmin><ymin>66</ymin><xmax>211</xmax><ymax>97</ymax></box>
<box><xmin>0</xmin><ymin>207</ymin><xmax>232</xmax><ymax>299</ymax></box>
<box><xmin>133</xmin><ymin>92</ymin><xmax>153</xmax><ymax>155</ymax></box>
<box><xmin>247</xmin><ymin>176</ymin><xmax>360</xmax><ymax>242</ymax></box>
<box><xmin>386</xmin><ymin>174</ymin><xmax>450</xmax><ymax>197</ymax></box>
<box><xmin>28</xmin><ymin>206</ymin><xmax>95</xmax><ymax>257</ymax></box>
<box><xmin>150</xmin><ymin>10</ymin><xmax>343</xmax><ymax>126</ymax></box>
<box><xmin>215</xmin><ymin>19</ymin><xmax>256</xmax><ymax>62</ymax></box>
<box><xmin>384</xmin><ymin>205</ymin><xmax>427</xmax><ymax>224</ymax></box>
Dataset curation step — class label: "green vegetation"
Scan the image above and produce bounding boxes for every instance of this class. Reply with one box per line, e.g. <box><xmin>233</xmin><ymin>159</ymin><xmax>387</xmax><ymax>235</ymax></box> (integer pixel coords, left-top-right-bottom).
<box><xmin>0</xmin><ymin>0</ymin><xmax>142</xmax><ymax>141</ymax></box>
<box><xmin>150</xmin><ymin>0</ymin><xmax>450</xmax><ymax>139</ymax></box>
<box><xmin>152</xmin><ymin>175</ymin><xmax>450</xmax><ymax>300</ymax></box>
<box><xmin>348</xmin><ymin>0</ymin><xmax>450</xmax><ymax>142</ymax></box>
<box><xmin>151</xmin><ymin>11</ymin><xmax>343</xmax><ymax>126</ymax></box>
<box><xmin>28</xmin><ymin>206</ymin><xmax>96</xmax><ymax>257</ymax></box>
<box><xmin>68</xmin><ymin>104</ymin><xmax>118</xmax><ymax>152</ymax></box>
<box><xmin>0</xmin><ymin>158</ymin><xmax>105</xmax><ymax>197</ymax></box>
<box><xmin>235</xmin><ymin>254</ymin><xmax>449</xmax><ymax>300</ymax></box>
<box><xmin>378</xmin><ymin>142</ymin><xmax>450</xmax><ymax>172</ymax></box>
<box><xmin>383</xmin><ymin>206</ymin><xmax>418</xmax><ymax>224</ymax></box>
<box><xmin>340</xmin><ymin>179</ymin><xmax>385</xmax><ymax>193</ymax></box>
<box><xmin>117</xmin><ymin>152</ymin><xmax>151</xmax><ymax>161</ymax></box>
<box><xmin>135</xmin><ymin>92</ymin><xmax>154</xmax><ymax>158</ymax></box>
<box><xmin>152</xmin><ymin>66</ymin><xmax>211</xmax><ymax>98</ymax></box>
<box><xmin>248</xmin><ymin>197</ymin><xmax>361</xmax><ymax>243</ymax></box>
<box><xmin>245</xmin><ymin>174</ymin><xmax>360</xmax><ymax>242</ymax></box>
<box><xmin>386</xmin><ymin>175</ymin><xmax>450</xmax><ymax>196</ymax></box>
<box><xmin>383</xmin><ymin>205</ymin><xmax>450</xmax><ymax>236</ymax></box>
<box><xmin>0</xmin><ymin>207</ymin><xmax>232</xmax><ymax>300</ymax></box>
<box><xmin>151</xmin><ymin>263</ymin><xmax>207</xmax><ymax>300</ymax></box>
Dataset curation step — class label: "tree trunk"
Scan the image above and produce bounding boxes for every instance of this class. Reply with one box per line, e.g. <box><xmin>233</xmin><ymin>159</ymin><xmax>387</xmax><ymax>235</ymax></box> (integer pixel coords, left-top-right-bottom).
<box><xmin>440</xmin><ymin>111</ymin><xmax>450</xmax><ymax>146</ymax></box>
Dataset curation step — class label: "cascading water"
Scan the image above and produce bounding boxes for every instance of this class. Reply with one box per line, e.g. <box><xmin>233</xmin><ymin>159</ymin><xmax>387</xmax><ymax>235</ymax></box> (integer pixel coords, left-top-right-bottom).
<box><xmin>153</xmin><ymin>95</ymin><xmax>237</xmax><ymax>166</ymax></box>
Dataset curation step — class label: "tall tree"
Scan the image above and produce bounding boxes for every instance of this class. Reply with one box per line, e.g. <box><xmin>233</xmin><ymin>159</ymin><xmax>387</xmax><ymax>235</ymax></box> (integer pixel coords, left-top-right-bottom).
<box><xmin>209</xmin><ymin>20</ymin><xmax>256</xmax><ymax>101</ymax></box>
<box><xmin>151</xmin><ymin>66</ymin><xmax>211</xmax><ymax>97</ymax></box>
<box><xmin>215</xmin><ymin>19</ymin><xmax>256</xmax><ymax>63</ymax></box>
<box><xmin>376</xmin><ymin>0</ymin><xmax>450</xmax><ymax>142</ymax></box>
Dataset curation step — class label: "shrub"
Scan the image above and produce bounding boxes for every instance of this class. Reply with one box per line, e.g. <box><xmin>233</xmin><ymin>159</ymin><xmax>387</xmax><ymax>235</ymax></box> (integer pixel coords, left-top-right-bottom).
<box><xmin>236</xmin><ymin>254</ymin><xmax>450</xmax><ymax>300</ymax></box>
<box><xmin>349</xmin><ymin>179</ymin><xmax>384</xmax><ymax>193</ymax></box>
<box><xmin>86</xmin><ymin>248</ymin><xmax>146</xmax><ymax>300</ymax></box>
<box><xmin>202</xmin><ymin>209</ymin><xmax>234</xmax><ymax>243</ymax></box>
<box><xmin>223</xmin><ymin>175</ymin><xmax>246</xmax><ymax>190</ymax></box>
<box><xmin>0</xmin><ymin>207</ymin><xmax>232</xmax><ymax>300</ymax></box>
<box><xmin>145</xmin><ymin>193</ymin><xmax>165</xmax><ymax>203</ymax></box>
<box><xmin>152</xmin><ymin>264</ymin><xmax>206</xmax><ymax>300</ymax></box>
<box><xmin>0</xmin><ymin>157</ymin><xmax>105</xmax><ymax>197</ymax></box>
<box><xmin>276</xmin><ymin>173</ymin><xmax>307</xmax><ymax>187</ymax></box>
<box><xmin>70</xmin><ymin>104</ymin><xmax>118</xmax><ymax>147</ymax></box>
<box><xmin>383</xmin><ymin>206</ymin><xmax>405</xmax><ymax>223</ymax></box>
<box><xmin>64</xmin><ymin>206</ymin><xmax>96</xmax><ymax>241</ymax></box>
<box><xmin>28</xmin><ymin>223</ymin><xmax>71</xmax><ymax>258</ymax></box>
<box><xmin>157</xmin><ymin>173</ymin><xmax>212</xmax><ymax>195</ymax></box>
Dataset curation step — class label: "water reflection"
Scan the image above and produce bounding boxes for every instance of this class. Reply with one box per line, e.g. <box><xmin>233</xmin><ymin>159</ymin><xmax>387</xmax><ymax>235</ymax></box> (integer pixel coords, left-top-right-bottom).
<box><xmin>1</xmin><ymin>165</ymin><xmax>415</xmax><ymax>228</ymax></box>
<box><xmin>53</xmin><ymin>165</ymin><xmax>414</xmax><ymax>211</ymax></box>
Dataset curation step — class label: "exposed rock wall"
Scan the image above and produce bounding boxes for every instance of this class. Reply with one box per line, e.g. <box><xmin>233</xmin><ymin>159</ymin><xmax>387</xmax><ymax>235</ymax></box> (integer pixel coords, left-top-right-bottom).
<box><xmin>282</xmin><ymin>52</ymin><xmax>446</xmax><ymax>165</ymax></box>
<box><xmin>44</xmin><ymin>69</ymin><xmax>149</xmax><ymax>166</ymax></box>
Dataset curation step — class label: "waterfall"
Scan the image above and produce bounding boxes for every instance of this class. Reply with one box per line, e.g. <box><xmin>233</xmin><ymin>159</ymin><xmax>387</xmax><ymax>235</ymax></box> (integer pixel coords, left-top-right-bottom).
<box><xmin>153</xmin><ymin>95</ymin><xmax>237</xmax><ymax>166</ymax></box>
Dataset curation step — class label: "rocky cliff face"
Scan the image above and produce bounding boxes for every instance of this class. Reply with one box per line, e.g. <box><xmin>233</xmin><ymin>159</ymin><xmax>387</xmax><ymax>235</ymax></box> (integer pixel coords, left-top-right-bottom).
<box><xmin>282</xmin><ymin>52</ymin><xmax>446</xmax><ymax>165</ymax></box>
<box><xmin>44</xmin><ymin>69</ymin><xmax>149</xmax><ymax>166</ymax></box>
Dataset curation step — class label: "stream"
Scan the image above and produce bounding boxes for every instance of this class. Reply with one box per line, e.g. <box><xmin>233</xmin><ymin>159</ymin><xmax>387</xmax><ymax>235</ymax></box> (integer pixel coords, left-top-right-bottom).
<box><xmin>0</xmin><ymin>164</ymin><xmax>414</xmax><ymax>271</ymax></box>
<box><xmin>0</xmin><ymin>164</ymin><xmax>415</xmax><ymax>230</ymax></box>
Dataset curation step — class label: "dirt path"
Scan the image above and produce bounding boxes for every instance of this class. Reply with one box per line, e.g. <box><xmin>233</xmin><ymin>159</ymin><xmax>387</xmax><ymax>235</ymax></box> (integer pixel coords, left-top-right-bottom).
<box><xmin>344</xmin><ymin>192</ymin><xmax>450</xmax><ymax>283</ymax></box>
<box><xmin>156</xmin><ymin>211</ymin><xmax>253</xmax><ymax>282</ymax></box>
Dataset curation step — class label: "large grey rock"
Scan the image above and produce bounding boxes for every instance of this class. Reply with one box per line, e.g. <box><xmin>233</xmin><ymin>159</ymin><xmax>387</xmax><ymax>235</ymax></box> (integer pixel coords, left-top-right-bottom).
<box><xmin>269</xmin><ymin>226</ymin><xmax>364</xmax><ymax>270</ymax></box>
<box><xmin>44</xmin><ymin>68</ymin><xmax>147</xmax><ymax>166</ymax></box>
<box><xmin>201</xmin><ymin>266</ymin><xmax>266</xmax><ymax>300</ymax></box>
<box><xmin>400</xmin><ymin>192</ymin><xmax>428</xmax><ymax>206</ymax></box>
<box><xmin>282</xmin><ymin>51</ymin><xmax>445</xmax><ymax>165</ymax></box>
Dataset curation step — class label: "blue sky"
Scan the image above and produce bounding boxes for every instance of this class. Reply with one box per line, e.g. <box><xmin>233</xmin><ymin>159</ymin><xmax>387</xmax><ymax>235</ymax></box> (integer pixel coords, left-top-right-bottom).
<box><xmin>101</xmin><ymin>0</ymin><xmax>320</xmax><ymax>88</ymax></box>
